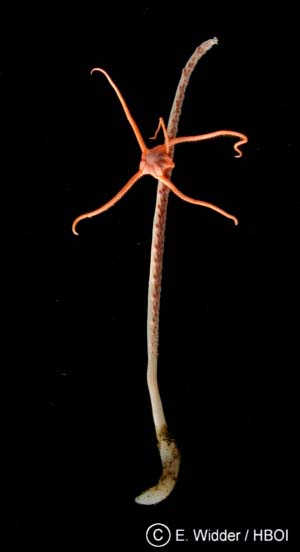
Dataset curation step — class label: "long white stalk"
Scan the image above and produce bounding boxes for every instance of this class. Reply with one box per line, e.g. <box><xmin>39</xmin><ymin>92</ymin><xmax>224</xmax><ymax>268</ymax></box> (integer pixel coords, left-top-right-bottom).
<box><xmin>135</xmin><ymin>37</ymin><xmax>218</xmax><ymax>505</ymax></box>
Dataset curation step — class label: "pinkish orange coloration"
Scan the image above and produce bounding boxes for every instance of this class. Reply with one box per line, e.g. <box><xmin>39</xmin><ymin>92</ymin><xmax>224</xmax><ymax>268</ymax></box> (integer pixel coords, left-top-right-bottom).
<box><xmin>139</xmin><ymin>146</ymin><xmax>175</xmax><ymax>177</ymax></box>
<box><xmin>72</xmin><ymin>38</ymin><xmax>248</xmax><ymax>505</ymax></box>
<box><xmin>72</xmin><ymin>68</ymin><xmax>247</xmax><ymax>236</ymax></box>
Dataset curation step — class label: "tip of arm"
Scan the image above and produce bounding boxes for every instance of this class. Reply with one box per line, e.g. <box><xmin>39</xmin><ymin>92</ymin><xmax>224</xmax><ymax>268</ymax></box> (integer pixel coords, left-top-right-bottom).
<box><xmin>233</xmin><ymin>133</ymin><xmax>248</xmax><ymax>158</ymax></box>
<box><xmin>90</xmin><ymin>67</ymin><xmax>102</xmax><ymax>76</ymax></box>
<box><xmin>72</xmin><ymin>220</ymin><xmax>79</xmax><ymax>236</ymax></box>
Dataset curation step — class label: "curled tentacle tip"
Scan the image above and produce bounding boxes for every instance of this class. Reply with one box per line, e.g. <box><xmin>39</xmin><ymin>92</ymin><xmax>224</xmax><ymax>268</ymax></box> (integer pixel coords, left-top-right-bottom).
<box><xmin>90</xmin><ymin>68</ymin><xmax>101</xmax><ymax>76</ymax></box>
<box><xmin>72</xmin><ymin>223</ymin><xmax>79</xmax><ymax>236</ymax></box>
<box><xmin>90</xmin><ymin>67</ymin><xmax>104</xmax><ymax>76</ymax></box>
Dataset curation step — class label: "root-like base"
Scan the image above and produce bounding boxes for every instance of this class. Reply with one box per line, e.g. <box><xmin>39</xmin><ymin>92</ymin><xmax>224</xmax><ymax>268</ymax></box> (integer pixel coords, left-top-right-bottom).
<box><xmin>135</xmin><ymin>427</ymin><xmax>181</xmax><ymax>505</ymax></box>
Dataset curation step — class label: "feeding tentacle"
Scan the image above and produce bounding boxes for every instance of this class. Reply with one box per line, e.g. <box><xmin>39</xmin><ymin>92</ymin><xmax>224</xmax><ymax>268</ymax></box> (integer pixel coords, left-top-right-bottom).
<box><xmin>91</xmin><ymin>68</ymin><xmax>147</xmax><ymax>152</ymax></box>
<box><xmin>72</xmin><ymin>170</ymin><xmax>144</xmax><ymax>235</ymax></box>
<box><xmin>170</xmin><ymin>130</ymin><xmax>248</xmax><ymax>158</ymax></box>
<box><xmin>158</xmin><ymin>174</ymin><xmax>239</xmax><ymax>225</ymax></box>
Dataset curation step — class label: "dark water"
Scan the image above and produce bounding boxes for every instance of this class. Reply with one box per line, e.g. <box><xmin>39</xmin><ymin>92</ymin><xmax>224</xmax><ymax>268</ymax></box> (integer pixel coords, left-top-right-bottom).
<box><xmin>4</xmin><ymin>5</ymin><xmax>297</xmax><ymax>548</ymax></box>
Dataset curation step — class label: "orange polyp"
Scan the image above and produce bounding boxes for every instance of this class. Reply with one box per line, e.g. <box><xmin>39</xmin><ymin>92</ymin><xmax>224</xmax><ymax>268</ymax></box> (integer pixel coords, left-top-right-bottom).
<box><xmin>72</xmin><ymin>68</ymin><xmax>247</xmax><ymax>235</ymax></box>
<box><xmin>72</xmin><ymin>38</ymin><xmax>247</xmax><ymax>506</ymax></box>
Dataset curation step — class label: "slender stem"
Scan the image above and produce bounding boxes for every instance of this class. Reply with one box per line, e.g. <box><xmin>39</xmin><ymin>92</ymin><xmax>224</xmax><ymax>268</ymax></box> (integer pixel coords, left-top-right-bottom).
<box><xmin>135</xmin><ymin>37</ymin><xmax>219</xmax><ymax>505</ymax></box>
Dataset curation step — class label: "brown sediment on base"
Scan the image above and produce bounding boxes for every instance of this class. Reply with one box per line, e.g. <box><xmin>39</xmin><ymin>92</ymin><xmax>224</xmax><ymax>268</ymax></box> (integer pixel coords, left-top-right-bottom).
<box><xmin>157</xmin><ymin>425</ymin><xmax>181</xmax><ymax>470</ymax></box>
<box><xmin>135</xmin><ymin>427</ymin><xmax>181</xmax><ymax>505</ymax></box>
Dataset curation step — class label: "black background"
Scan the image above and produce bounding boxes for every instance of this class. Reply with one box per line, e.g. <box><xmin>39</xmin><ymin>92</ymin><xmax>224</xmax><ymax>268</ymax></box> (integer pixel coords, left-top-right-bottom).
<box><xmin>3</xmin><ymin>5</ymin><xmax>297</xmax><ymax>548</ymax></box>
